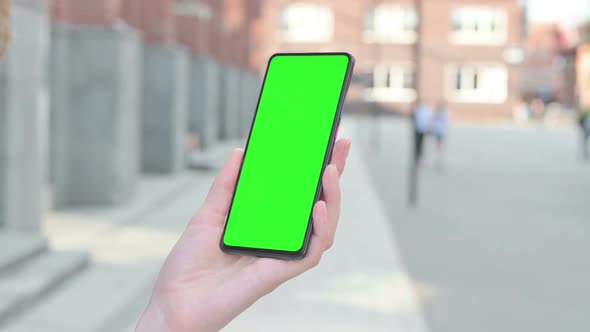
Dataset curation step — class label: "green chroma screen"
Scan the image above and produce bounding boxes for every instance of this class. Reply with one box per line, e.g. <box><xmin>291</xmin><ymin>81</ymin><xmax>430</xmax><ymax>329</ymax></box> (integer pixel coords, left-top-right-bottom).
<box><xmin>222</xmin><ymin>54</ymin><xmax>350</xmax><ymax>252</ymax></box>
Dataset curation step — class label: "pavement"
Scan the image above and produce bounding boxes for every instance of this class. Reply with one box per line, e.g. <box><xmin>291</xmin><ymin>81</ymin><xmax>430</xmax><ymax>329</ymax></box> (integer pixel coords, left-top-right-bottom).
<box><xmin>1</xmin><ymin>172</ymin><xmax>217</xmax><ymax>332</ymax></box>
<box><xmin>356</xmin><ymin>116</ymin><xmax>590</xmax><ymax>332</ymax></box>
<box><xmin>1</xmin><ymin>120</ymin><xmax>428</xmax><ymax>332</ymax></box>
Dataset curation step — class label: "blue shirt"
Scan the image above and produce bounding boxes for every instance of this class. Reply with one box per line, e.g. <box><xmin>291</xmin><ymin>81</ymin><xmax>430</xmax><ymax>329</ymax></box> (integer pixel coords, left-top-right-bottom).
<box><xmin>414</xmin><ymin>104</ymin><xmax>432</xmax><ymax>134</ymax></box>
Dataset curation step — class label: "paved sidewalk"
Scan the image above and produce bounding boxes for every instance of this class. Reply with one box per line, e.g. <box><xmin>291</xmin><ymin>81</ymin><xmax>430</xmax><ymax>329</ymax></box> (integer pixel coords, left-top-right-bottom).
<box><xmin>3</xmin><ymin>120</ymin><xmax>428</xmax><ymax>332</ymax></box>
<box><xmin>1</xmin><ymin>172</ymin><xmax>217</xmax><ymax>332</ymax></box>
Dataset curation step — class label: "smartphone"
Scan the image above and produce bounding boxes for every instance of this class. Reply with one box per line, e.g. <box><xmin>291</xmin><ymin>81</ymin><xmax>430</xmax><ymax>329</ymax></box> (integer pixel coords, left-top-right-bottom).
<box><xmin>220</xmin><ymin>52</ymin><xmax>355</xmax><ymax>260</ymax></box>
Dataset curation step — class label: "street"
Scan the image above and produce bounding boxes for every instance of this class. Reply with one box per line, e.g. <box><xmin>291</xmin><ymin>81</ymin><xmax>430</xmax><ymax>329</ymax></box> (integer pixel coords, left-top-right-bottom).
<box><xmin>357</xmin><ymin>116</ymin><xmax>590</xmax><ymax>332</ymax></box>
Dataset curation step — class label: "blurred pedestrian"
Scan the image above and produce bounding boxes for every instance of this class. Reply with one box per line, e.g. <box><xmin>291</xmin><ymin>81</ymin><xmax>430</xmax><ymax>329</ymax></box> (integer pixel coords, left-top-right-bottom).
<box><xmin>432</xmin><ymin>100</ymin><xmax>450</xmax><ymax>168</ymax></box>
<box><xmin>579</xmin><ymin>109</ymin><xmax>590</xmax><ymax>160</ymax></box>
<box><xmin>412</xmin><ymin>101</ymin><xmax>433</xmax><ymax>169</ymax></box>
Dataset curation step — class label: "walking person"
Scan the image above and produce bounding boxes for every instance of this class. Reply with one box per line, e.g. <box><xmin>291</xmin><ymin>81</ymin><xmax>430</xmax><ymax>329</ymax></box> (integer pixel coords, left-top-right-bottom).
<box><xmin>432</xmin><ymin>100</ymin><xmax>450</xmax><ymax>169</ymax></box>
<box><xmin>579</xmin><ymin>109</ymin><xmax>590</xmax><ymax>161</ymax></box>
<box><xmin>412</xmin><ymin>101</ymin><xmax>433</xmax><ymax>170</ymax></box>
<box><xmin>408</xmin><ymin>101</ymin><xmax>432</xmax><ymax>206</ymax></box>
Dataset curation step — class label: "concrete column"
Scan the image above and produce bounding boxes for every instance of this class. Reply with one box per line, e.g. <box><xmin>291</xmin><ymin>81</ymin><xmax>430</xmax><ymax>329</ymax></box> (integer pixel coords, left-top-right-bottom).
<box><xmin>141</xmin><ymin>45</ymin><xmax>189</xmax><ymax>173</ymax></box>
<box><xmin>238</xmin><ymin>71</ymin><xmax>262</xmax><ymax>138</ymax></box>
<box><xmin>173</xmin><ymin>1</ymin><xmax>221</xmax><ymax>151</ymax></box>
<box><xmin>246</xmin><ymin>72</ymin><xmax>262</xmax><ymax>137</ymax></box>
<box><xmin>120</xmin><ymin>0</ymin><xmax>190</xmax><ymax>174</ymax></box>
<box><xmin>218</xmin><ymin>65</ymin><xmax>241</xmax><ymax>140</ymax></box>
<box><xmin>50</xmin><ymin>24</ymin><xmax>141</xmax><ymax>207</ymax></box>
<box><xmin>0</xmin><ymin>1</ymin><xmax>48</xmax><ymax>231</ymax></box>
<box><xmin>189</xmin><ymin>56</ymin><xmax>221</xmax><ymax>149</ymax></box>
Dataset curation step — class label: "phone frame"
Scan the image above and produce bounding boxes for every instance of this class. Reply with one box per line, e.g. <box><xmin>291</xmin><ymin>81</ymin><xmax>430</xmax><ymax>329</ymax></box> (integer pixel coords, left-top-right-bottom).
<box><xmin>220</xmin><ymin>52</ymin><xmax>356</xmax><ymax>260</ymax></box>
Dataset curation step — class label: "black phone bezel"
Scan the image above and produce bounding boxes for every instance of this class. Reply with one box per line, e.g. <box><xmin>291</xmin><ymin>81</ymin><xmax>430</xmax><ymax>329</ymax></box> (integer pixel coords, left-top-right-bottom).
<box><xmin>220</xmin><ymin>52</ymin><xmax>356</xmax><ymax>260</ymax></box>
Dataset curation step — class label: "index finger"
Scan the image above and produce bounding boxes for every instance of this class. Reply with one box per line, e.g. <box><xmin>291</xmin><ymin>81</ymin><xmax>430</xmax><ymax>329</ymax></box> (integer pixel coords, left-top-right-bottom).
<box><xmin>330</xmin><ymin>138</ymin><xmax>352</xmax><ymax>176</ymax></box>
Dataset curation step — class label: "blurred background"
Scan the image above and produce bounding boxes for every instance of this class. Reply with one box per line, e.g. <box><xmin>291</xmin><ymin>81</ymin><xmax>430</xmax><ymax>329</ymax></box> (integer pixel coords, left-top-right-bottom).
<box><xmin>0</xmin><ymin>0</ymin><xmax>589</xmax><ymax>331</ymax></box>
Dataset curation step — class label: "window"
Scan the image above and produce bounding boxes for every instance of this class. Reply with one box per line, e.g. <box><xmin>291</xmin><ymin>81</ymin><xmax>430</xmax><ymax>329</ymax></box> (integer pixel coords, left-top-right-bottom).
<box><xmin>280</xmin><ymin>3</ymin><xmax>333</xmax><ymax>43</ymax></box>
<box><xmin>363</xmin><ymin>65</ymin><xmax>416</xmax><ymax>102</ymax></box>
<box><xmin>364</xmin><ymin>5</ymin><xmax>417</xmax><ymax>44</ymax></box>
<box><xmin>451</xmin><ymin>6</ymin><xmax>507</xmax><ymax>45</ymax></box>
<box><xmin>174</xmin><ymin>0</ymin><xmax>212</xmax><ymax>19</ymax></box>
<box><xmin>447</xmin><ymin>64</ymin><xmax>508</xmax><ymax>103</ymax></box>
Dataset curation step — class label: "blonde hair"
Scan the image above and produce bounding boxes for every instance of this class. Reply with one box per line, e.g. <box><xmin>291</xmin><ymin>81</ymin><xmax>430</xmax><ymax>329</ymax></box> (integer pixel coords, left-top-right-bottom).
<box><xmin>0</xmin><ymin>0</ymin><xmax>9</xmax><ymax>57</ymax></box>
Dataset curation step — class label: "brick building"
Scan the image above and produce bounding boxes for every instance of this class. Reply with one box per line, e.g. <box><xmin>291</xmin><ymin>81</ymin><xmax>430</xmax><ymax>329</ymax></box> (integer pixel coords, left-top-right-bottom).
<box><xmin>521</xmin><ymin>21</ymin><xmax>590</xmax><ymax>108</ymax></box>
<box><xmin>256</xmin><ymin>0</ymin><xmax>524</xmax><ymax>121</ymax></box>
<box><xmin>522</xmin><ymin>23</ymin><xmax>571</xmax><ymax>104</ymax></box>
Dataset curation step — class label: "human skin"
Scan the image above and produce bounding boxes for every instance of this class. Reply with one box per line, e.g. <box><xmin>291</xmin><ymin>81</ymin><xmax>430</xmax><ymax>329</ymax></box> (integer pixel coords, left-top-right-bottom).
<box><xmin>135</xmin><ymin>138</ymin><xmax>352</xmax><ymax>332</ymax></box>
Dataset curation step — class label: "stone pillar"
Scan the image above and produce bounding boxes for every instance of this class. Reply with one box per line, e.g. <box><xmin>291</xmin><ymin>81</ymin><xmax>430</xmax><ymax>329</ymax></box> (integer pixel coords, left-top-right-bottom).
<box><xmin>235</xmin><ymin>0</ymin><xmax>264</xmax><ymax>138</ymax></box>
<box><xmin>216</xmin><ymin>0</ymin><xmax>255</xmax><ymax>140</ymax></box>
<box><xmin>189</xmin><ymin>56</ymin><xmax>221</xmax><ymax>149</ymax></box>
<box><xmin>50</xmin><ymin>0</ymin><xmax>141</xmax><ymax>207</ymax></box>
<box><xmin>140</xmin><ymin>46</ymin><xmax>188</xmax><ymax>173</ymax></box>
<box><xmin>121</xmin><ymin>0</ymin><xmax>189</xmax><ymax>174</ymax></box>
<box><xmin>238</xmin><ymin>70</ymin><xmax>262</xmax><ymax>138</ymax></box>
<box><xmin>175</xmin><ymin>1</ymin><xmax>221</xmax><ymax>150</ymax></box>
<box><xmin>0</xmin><ymin>1</ymin><xmax>48</xmax><ymax>231</ymax></box>
<box><xmin>237</xmin><ymin>69</ymin><xmax>251</xmax><ymax>138</ymax></box>
<box><xmin>218</xmin><ymin>64</ymin><xmax>242</xmax><ymax>140</ymax></box>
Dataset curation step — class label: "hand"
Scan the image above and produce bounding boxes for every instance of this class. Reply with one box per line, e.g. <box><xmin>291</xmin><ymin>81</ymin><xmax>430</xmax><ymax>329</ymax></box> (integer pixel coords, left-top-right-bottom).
<box><xmin>135</xmin><ymin>138</ymin><xmax>352</xmax><ymax>332</ymax></box>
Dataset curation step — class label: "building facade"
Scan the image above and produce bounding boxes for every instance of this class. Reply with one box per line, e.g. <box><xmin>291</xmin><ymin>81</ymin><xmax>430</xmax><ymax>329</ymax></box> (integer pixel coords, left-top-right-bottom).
<box><xmin>257</xmin><ymin>0</ymin><xmax>524</xmax><ymax>121</ymax></box>
<box><xmin>522</xmin><ymin>23</ymin><xmax>572</xmax><ymax>105</ymax></box>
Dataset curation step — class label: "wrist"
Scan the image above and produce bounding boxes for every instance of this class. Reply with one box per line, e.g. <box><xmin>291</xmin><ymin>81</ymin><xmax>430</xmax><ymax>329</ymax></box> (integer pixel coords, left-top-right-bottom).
<box><xmin>135</xmin><ymin>300</ymin><xmax>173</xmax><ymax>332</ymax></box>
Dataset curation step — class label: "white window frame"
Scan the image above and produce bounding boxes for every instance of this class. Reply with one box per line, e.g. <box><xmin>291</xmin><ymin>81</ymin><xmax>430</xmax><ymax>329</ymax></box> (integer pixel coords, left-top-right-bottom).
<box><xmin>445</xmin><ymin>63</ymin><xmax>508</xmax><ymax>104</ymax></box>
<box><xmin>280</xmin><ymin>3</ymin><xmax>334</xmax><ymax>43</ymax></box>
<box><xmin>450</xmin><ymin>6</ymin><xmax>508</xmax><ymax>45</ymax></box>
<box><xmin>363</xmin><ymin>64</ymin><xmax>416</xmax><ymax>102</ymax></box>
<box><xmin>363</xmin><ymin>5</ymin><xmax>417</xmax><ymax>44</ymax></box>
